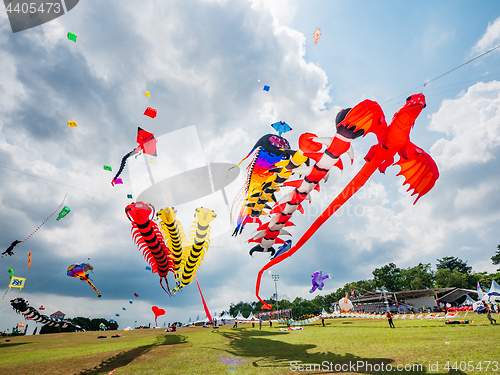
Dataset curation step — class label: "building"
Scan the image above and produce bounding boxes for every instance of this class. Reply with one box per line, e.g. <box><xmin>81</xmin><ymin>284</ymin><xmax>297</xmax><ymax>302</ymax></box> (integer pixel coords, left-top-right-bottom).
<box><xmin>346</xmin><ymin>288</ymin><xmax>456</xmax><ymax>313</ymax></box>
<box><xmin>49</xmin><ymin>311</ymin><xmax>65</xmax><ymax>320</ymax></box>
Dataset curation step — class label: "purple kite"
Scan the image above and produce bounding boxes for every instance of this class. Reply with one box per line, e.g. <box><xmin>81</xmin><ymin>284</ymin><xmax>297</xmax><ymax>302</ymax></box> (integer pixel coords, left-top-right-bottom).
<box><xmin>309</xmin><ymin>270</ymin><xmax>331</xmax><ymax>293</ymax></box>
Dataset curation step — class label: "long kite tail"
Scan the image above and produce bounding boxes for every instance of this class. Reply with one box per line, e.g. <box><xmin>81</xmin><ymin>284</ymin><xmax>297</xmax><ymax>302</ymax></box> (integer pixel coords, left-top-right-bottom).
<box><xmin>195</xmin><ymin>274</ymin><xmax>212</xmax><ymax>322</ymax></box>
<box><xmin>84</xmin><ymin>277</ymin><xmax>102</xmax><ymax>297</ymax></box>
<box><xmin>112</xmin><ymin>149</ymin><xmax>138</xmax><ymax>186</ymax></box>
<box><xmin>255</xmin><ymin>158</ymin><xmax>382</xmax><ymax>309</ymax></box>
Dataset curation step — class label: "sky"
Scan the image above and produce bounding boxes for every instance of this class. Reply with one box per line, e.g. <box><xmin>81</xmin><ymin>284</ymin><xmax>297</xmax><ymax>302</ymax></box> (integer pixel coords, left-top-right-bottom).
<box><xmin>1</xmin><ymin>0</ymin><xmax>500</xmax><ymax>332</ymax></box>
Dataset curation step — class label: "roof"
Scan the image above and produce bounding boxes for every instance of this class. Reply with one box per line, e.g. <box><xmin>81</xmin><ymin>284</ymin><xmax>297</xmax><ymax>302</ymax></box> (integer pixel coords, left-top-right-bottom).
<box><xmin>437</xmin><ymin>288</ymin><xmax>478</xmax><ymax>303</ymax></box>
<box><xmin>50</xmin><ymin>311</ymin><xmax>65</xmax><ymax>316</ymax></box>
<box><xmin>349</xmin><ymin>288</ymin><xmax>455</xmax><ymax>304</ymax></box>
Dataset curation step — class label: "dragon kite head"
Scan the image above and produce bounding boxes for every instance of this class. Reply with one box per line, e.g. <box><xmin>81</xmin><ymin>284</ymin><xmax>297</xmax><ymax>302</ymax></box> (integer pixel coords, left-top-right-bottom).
<box><xmin>10</xmin><ymin>297</ymin><xmax>29</xmax><ymax>313</ymax></box>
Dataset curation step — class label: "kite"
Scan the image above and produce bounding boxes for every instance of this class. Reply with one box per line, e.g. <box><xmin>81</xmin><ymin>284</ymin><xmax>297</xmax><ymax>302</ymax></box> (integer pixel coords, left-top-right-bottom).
<box><xmin>99</xmin><ymin>323</ymin><xmax>106</xmax><ymax>330</ymax></box>
<box><xmin>152</xmin><ymin>305</ymin><xmax>166</xmax><ymax>326</ymax></box>
<box><xmin>144</xmin><ymin>107</ymin><xmax>157</xmax><ymax>118</ymax></box>
<box><xmin>2</xmin><ymin>240</ymin><xmax>22</xmax><ymax>257</ymax></box>
<box><xmin>67</xmin><ymin>32</ymin><xmax>77</xmax><ymax>42</ymax></box>
<box><xmin>313</xmin><ymin>28</ymin><xmax>321</xmax><ymax>44</ymax></box>
<box><xmin>2</xmin><ymin>270</ymin><xmax>26</xmax><ymax>303</ymax></box>
<box><xmin>309</xmin><ymin>271</ymin><xmax>331</xmax><ymax>293</ymax></box>
<box><xmin>115</xmin><ymin>314</ymin><xmax>120</xmax><ymax>317</ymax></box>
<box><xmin>157</xmin><ymin>207</ymin><xmax>187</xmax><ymax>284</ymax></box>
<box><xmin>11</xmin><ymin>297</ymin><xmax>84</xmax><ymax>331</ymax></box>
<box><xmin>195</xmin><ymin>274</ymin><xmax>212</xmax><ymax>323</ymax></box>
<box><xmin>27</xmin><ymin>252</ymin><xmax>32</xmax><ymax>269</ymax></box>
<box><xmin>173</xmin><ymin>207</ymin><xmax>216</xmax><ymax>293</ymax></box>
<box><xmin>112</xmin><ymin>127</ymin><xmax>158</xmax><ymax>186</ymax></box>
<box><xmin>145</xmin><ymin>266</ymin><xmax>152</xmax><ymax>271</ymax></box>
<box><xmin>103</xmin><ymin>165</ymin><xmax>112</xmax><ymax>171</ymax></box>
<box><xmin>270</xmin><ymin>240</ymin><xmax>292</xmax><ymax>260</ymax></box>
<box><xmin>127</xmin><ymin>194</ymin><xmax>133</xmax><ymax>199</ymax></box>
<box><xmin>129</xmin><ymin>299</ymin><xmax>133</xmax><ymax>304</ymax></box>
<box><xmin>145</xmin><ymin>91</ymin><xmax>150</xmax><ymax>97</ymax></box>
<box><xmin>263</xmin><ymin>85</ymin><xmax>270</xmax><ymax>91</ymax></box>
<box><xmin>39</xmin><ymin>305</ymin><xmax>45</xmax><ymax>310</ymax></box>
<box><xmin>339</xmin><ymin>294</ymin><xmax>353</xmax><ymax>312</ymax></box>
<box><xmin>248</xmin><ymin>134</ymin><xmax>316</xmax><ymax>256</ymax></box>
<box><xmin>2</xmin><ymin>195</ymin><xmax>67</xmax><ymax>257</ymax></box>
<box><xmin>56</xmin><ymin>206</ymin><xmax>71</xmax><ymax>221</ymax></box>
<box><xmin>134</xmin><ymin>292</ymin><xmax>139</xmax><ymax>297</ymax></box>
<box><xmin>254</xmin><ymin>94</ymin><xmax>439</xmax><ymax>308</ymax></box>
<box><xmin>67</xmin><ymin>263</ymin><xmax>102</xmax><ymax>297</ymax></box>
<box><xmin>122</xmin><ymin>307</ymin><xmax>126</xmax><ymax>311</ymax></box>
<box><xmin>271</xmin><ymin>121</ymin><xmax>292</xmax><ymax>137</ymax></box>
<box><xmin>230</xmin><ymin>133</ymin><xmax>291</xmax><ymax>236</ymax></box>
<box><xmin>125</xmin><ymin>201</ymin><xmax>175</xmax><ymax>295</ymax></box>
<box><xmin>67</xmin><ymin>121</ymin><xmax>78</xmax><ymax>127</ymax></box>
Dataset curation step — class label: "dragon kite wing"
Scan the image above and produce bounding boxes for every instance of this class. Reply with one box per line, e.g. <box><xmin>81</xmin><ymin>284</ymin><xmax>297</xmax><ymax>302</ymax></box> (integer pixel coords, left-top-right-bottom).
<box><xmin>340</xmin><ymin>99</ymin><xmax>388</xmax><ymax>142</ymax></box>
<box><xmin>395</xmin><ymin>141</ymin><xmax>439</xmax><ymax>204</ymax></box>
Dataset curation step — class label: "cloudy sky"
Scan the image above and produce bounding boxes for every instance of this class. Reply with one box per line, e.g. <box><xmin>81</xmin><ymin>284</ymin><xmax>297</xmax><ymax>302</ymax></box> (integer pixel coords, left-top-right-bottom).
<box><xmin>1</xmin><ymin>0</ymin><xmax>500</xmax><ymax>331</ymax></box>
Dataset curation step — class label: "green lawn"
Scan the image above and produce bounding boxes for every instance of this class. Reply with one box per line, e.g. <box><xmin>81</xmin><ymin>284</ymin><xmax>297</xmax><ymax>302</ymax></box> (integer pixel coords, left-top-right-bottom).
<box><xmin>1</xmin><ymin>313</ymin><xmax>499</xmax><ymax>374</ymax></box>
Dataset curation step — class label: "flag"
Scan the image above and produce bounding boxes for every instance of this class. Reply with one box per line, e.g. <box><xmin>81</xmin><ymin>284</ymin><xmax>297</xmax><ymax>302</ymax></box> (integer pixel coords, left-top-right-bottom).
<box><xmin>351</xmin><ymin>290</ymin><xmax>354</xmax><ymax>296</ymax></box>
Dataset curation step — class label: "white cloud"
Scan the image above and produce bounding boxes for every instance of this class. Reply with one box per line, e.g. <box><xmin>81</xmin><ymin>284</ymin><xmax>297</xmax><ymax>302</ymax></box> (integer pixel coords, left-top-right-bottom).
<box><xmin>429</xmin><ymin>80</ymin><xmax>500</xmax><ymax>170</ymax></box>
<box><xmin>473</xmin><ymin>16</ymin><xmax>500</xmax><ymax>54</ymax></box>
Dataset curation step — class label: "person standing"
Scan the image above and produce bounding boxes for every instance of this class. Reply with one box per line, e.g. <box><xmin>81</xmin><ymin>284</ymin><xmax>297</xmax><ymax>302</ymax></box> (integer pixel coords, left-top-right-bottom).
<box><xmin>386</xmin><ymin>311</ymin><xmax>395</xmax><ymax>328</ymax></box>
<box><xmin>232</xmin><ymin>320</ymin><xmax>238</xmax><ymax>329</ymax></box>
<box><xmin>322</xmin><ymin>318</ymin><xmax>325</xmax><ymax>327</ymax></box>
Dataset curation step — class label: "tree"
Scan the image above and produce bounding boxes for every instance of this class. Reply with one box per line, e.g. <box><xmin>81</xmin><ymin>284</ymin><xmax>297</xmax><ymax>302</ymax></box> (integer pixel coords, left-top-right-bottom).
<box><xmin>436</xmin><ymin>257</ymin><xmax>472</xmax><ymax>274</ymax></box>
<box><xmin>400</xmin><ymin>263</ymin><xmax>434</xmax><ymax>290</ymax></box>
<box><xmin>372</xmin><ymin>263</ymin><xmax>405</xmax><ymax>292</ymax></box>
<box><xmin>492</xmin><ymin>245</ymin><xmax>500</xmax><ymax>271</ymax></box>
<box><xmin>434</xmin><ymin>269</ymin><xmax>468</xmax><ymax>288</ymax></box>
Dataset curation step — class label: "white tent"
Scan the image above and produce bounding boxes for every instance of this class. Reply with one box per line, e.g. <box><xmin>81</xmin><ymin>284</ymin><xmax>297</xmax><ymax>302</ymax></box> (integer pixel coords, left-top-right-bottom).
<box><xmin>482</xmin><ymin>280</ymin><xmax>500</xmax><ymax>302</ymax></box>
<box><xmin>463</xmin><ymin>294</ymin><xmax>476</xmax><ymax>306</ymax></box>
<box><xmin>220</xmin><ymin>312</ymin><xmax>234</xmax><ymax>325</ymax></box>
<box><xmin>247</xmin><ymin>312</ymin><xmax>257</xmax><ymax>321</ymax></box>
<box><xmin>234</xmin><ymin>311</ymin><xmax>248</xmax><ymax>321</ymax></box>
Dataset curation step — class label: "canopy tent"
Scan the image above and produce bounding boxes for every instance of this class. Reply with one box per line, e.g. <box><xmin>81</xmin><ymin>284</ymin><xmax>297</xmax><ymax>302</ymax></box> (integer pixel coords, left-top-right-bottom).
<box><xmin>247</xmin><ymin>312</ymin><xmax>257</xmax><ymax>321</ymax></box>
<box><xmin>463</xmin><ymin>294</ymin><xmax>476</xmax><ymax>306</ymax></box>
<box><xmin>234</xmin><ymin>311</ymin><xmax>249</xmax><ymax>321</ymax></box>
<box><xmin>219</xmin><ymin>312</ymin><xmax>234</xmax><ymax>324</ymax></box>
<box><xmin>437</xmin><ymin>288</ymin><xmax>478</xmax><ymax>304</ymax></box>
<box><xmin>482</xmin><ymin>280</ymin><xmax>500</xmax><ymax>302</ymax></box>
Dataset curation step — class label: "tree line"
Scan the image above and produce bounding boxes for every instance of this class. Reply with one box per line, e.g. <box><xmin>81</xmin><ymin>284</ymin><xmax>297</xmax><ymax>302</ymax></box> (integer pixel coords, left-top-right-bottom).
<box><xmin>226</xmin><ymin>247</ymin><xmax>500</xmax><ymax>320</ymax></box>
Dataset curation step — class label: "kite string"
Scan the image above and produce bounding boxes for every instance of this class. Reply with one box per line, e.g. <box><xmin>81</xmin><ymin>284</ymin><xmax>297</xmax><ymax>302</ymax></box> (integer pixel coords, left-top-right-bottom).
<box><xmin>382</xmin><ymin>44</ymin><xmax>500</xmax><ymax>104</ymax></box>
<box><xmin>20</xmin><ymin>194</ymin><xmax>68</xmax><ymax>246</ymax></box>
<box><xmin>0</xmin><ymin>164</ymin><xmax>126</xmax><ymax>202</ymax></box>
<box><xmin>28</xmin><ymin>270</ymin><xmax>67</xmax><ymax>292</ymax></box>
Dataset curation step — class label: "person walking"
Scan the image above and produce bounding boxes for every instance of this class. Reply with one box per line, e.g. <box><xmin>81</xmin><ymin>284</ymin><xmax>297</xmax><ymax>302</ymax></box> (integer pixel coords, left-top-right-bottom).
<box><xmin>386</xmin><ymin>311</ymin><xmax>395</xmax><ymax>328</ymax></box>
<box><xmin>232</xmin><ymin>320</ymin><xmax>238</xmax><ymax>329</ymax></box>
<box><xmin>484</xmin><ymin>302</ymin><xmax>497</xmax><ymax>324</ymax></box>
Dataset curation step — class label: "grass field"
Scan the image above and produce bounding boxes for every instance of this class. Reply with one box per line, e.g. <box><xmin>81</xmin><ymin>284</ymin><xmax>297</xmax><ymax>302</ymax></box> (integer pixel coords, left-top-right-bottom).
<box><xmin>1</xmin><ymin>313</ymin><xmax>499</xmax><ymax>375</ymax></box>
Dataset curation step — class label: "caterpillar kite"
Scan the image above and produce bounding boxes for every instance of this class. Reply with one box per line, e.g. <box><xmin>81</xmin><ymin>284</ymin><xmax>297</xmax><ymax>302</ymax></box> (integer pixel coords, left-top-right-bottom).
<box><xmin>11</xmin><ymin>297</ymin><xmax>84</xmax><ymax>331</ymax></box>
<box><xmin>157</xmin><ymin>207</ymin><xmax>187</xmax><ymax>284</ymax></box>
<box><xmin>126</xmin><ymin>201</ymin><xmax>175</xmax><ymax>295</ymax></box>
<box><xmin>230</xmin><ymin>128</ymin><xmax>292</xmax><ymax>236</ymax></box>
<box><xmin>173</xmin><ymin>207</ymin><xmax>216</xmax><ymax>293</ymax></box>
<box><xmin>255</xmin><ymin>94</ymin><xmax>439</xmax><ymax>309</ymax></box>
